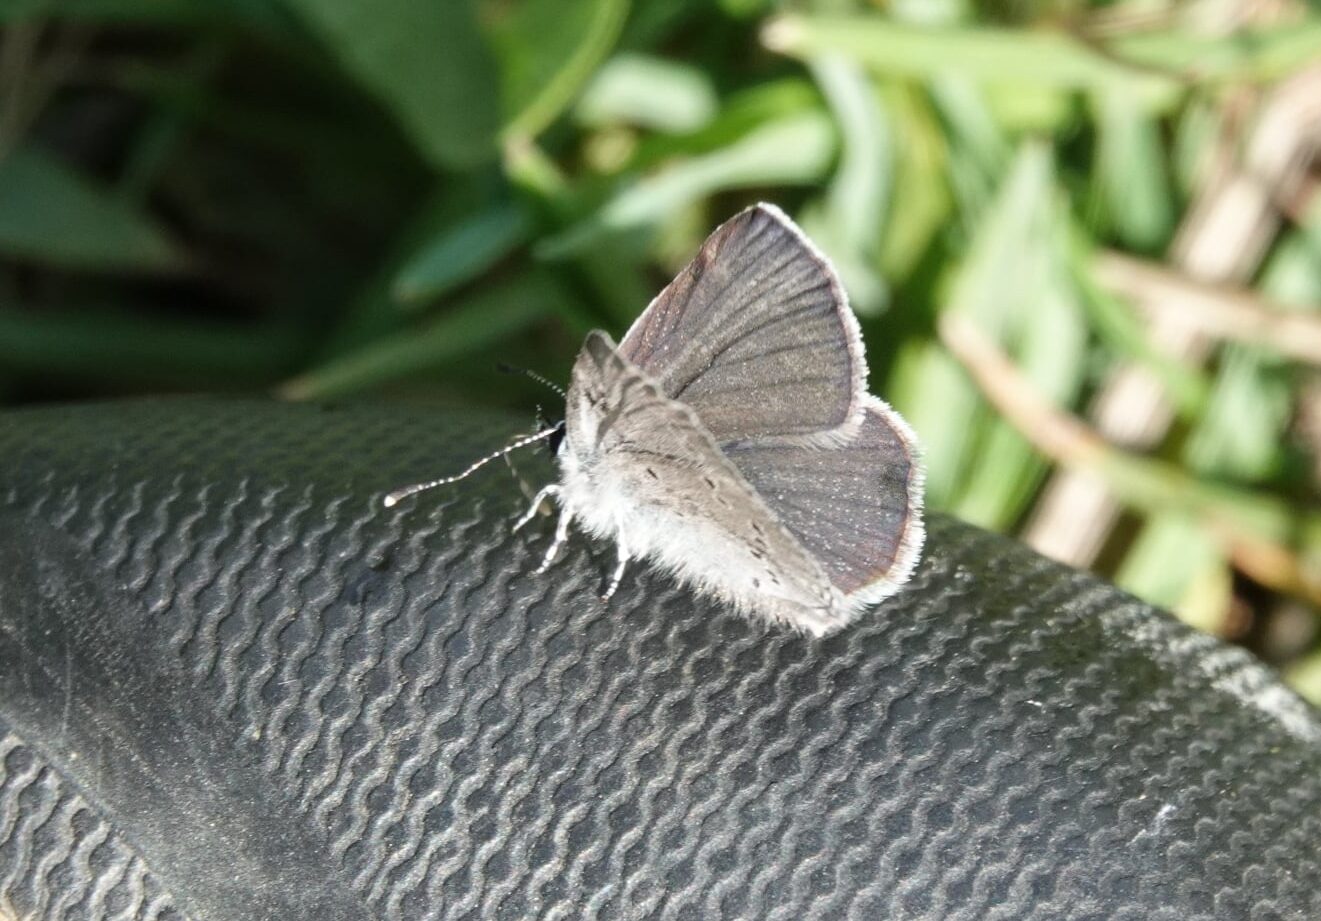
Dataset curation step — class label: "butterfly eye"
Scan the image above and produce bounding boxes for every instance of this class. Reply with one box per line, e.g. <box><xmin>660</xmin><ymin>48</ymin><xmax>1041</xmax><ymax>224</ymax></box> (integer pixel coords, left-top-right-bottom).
<box><xmin>547</xmin><ymin>420</ymin><xmax>567</xmax><ymax>456</ymax></box>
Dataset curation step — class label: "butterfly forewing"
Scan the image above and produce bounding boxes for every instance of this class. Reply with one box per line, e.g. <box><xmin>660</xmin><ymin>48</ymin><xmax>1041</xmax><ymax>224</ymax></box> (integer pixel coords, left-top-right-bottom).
<box><xmin>618</xmin><ymin>204</ymin><xmax>865</xmax><ymax>445</ymax></box>
<box><xmin>722</xmin><ymin>397</ymin><xmax>923</xmax><ymax>602</ymax></box>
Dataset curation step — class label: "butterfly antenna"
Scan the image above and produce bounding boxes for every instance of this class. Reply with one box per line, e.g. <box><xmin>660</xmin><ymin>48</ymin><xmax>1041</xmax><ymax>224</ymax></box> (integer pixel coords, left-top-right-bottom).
<box><xmin>383</xmin><ymin>426</ymin><xmax>560</xmax><ymax>508</ymax></box>
<box><xmin>497</xmin><ymin>362</ymin><xmax>566</xmax><ymax>398</ymax></box>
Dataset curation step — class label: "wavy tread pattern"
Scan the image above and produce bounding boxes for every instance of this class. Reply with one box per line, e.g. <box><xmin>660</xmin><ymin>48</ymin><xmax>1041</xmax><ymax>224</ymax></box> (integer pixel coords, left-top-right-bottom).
<box><xmin>0</xmin><ymin>398</ymin><xmax>1317</xmax><ymax>920</ymax></box>
<box><xmin>0</xmin><ymin>730</ymin><xmax>185</xmax><ymax>921</ymax></box>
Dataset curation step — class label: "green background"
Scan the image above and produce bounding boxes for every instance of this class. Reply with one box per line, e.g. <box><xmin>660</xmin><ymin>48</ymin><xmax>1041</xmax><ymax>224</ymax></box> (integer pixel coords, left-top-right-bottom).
<box><xmin>3</xmin><ymin>0</ymin><xmax>1320</xmax><ymax>698</ymax></box>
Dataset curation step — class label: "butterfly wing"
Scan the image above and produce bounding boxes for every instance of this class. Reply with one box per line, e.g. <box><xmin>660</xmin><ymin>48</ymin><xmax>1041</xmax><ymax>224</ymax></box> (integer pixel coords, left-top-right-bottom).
<box><xmin>722</xmin><ymin>396</ymin><xmax>924</xmax><ymax>604</ymax></box>
<box><xmin>618</xmin><ymin>203</ymin><xmax>866</xmax><ymax>446</ymax></box>
<box><xmin>563</xmin><ymin>331</ymin><xmax>849</xmax><ymax>633</ymax></box>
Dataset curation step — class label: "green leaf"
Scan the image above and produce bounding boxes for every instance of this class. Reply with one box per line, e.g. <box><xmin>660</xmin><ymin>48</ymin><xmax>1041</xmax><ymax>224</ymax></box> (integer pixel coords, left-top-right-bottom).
<box><xmin>766</xmin><ymin>14</ymin><xmax>1321</xmax><ymax>103</ymax></box>
<box><xmin>0</xmin><ymin>145</ymin><xmax>184</xmax><ymax>273</ymax></box>
<box><xmin>1115</xmin><ymin>515</ymin><xmax>1226</xmax><ymax>628</ymax></box>
<box><xmin>1184</xmin><ymin>347</ymin><xmax>1290</xmax><ymax>482</ymax></box>
<box><xmin>948</xmin><ymin>142</ymin><xmax>1055</xmax><ymax>336</ymax></box>
<box><xmin>393</xmin><ymin>201</ymin><xmax>531</xmax><ymax>306</ymax></box>
<box><xmin>1286</xmin><ymin>650</ymin><xmax>1321</xmax><ymax>707</ymax></box>
<box><xmin>1172</xmin><ymin>99</ymin><xmax>1221</xmax><ymax>198</ymax></box>
<box><xmin>877</xmin><ymin>84</ymin><xmax>950</xmax><ymax>282</ymax></box>
<box><xmin>950</xmin><ymin>151</ymin><xmax>1088</xmax><ymax>529</ymax></box>
<box><xmin>930</xmin><ymin>77</ymin><xmax>1008</xmax><ymax>181</ymax></box>
<box><xmin>541</xmin><ymin>110</ymin><xmax>836</xmax><ymax>255</ymax></box>
<box><xmin>617</xmin><ymin>77</ymin><xmax>820</xmax><ymax>172</ymax></box>
<box><xmin>1090</xmin><ymin>90</ymin><xmax>1173</xmax><ymax>251</ymax></box>
<box><xmin>1111</xmin><ymin>17</ymin><xmax>1321</xmax><ymax>83</ymax></box>
<box><xmin>812</xmin><ymin>56</ymin><xmax>888</xmax><ymax>252</ymax></box>
<box><xmin>1258</xmin><ymin>199</ymin><xmax>1321</xmax><ymax>308</ymax></box>
<box><xmin>1073</xmin><ymin>260</ymin><xmax>1210</xmax><ymax>420</ymax></box>
<box><xmin>954</xmin><ymin>276</ymin><xmax>1086</xmax><ymax>529</ymax></box>
<box><xmin>1179</xmin><ymin>215</ymin><xmax>1321</xmax><ymax>483</ymax></box>
<box><xmin>800</xmin><ymin>54</ymin><xmax>891</xmax><ymax>315</ymax></box>
<box><xmin>894</xmin><ymin>142</ymin><xmax>1062</xmax><ymax>517</ymax></box>
<box><xmin>575</xmin><ymin>53</ymin><xmax>718</xmax><ymax>134</ymax></box>
<box><xmin>718</xmin><ymin>0</ymin><xmax>772</xmax><ymax>18</ymax></box>
<box><xmin>492</xmin><ymin>0</ymin><xmax>631</xmax><ymax>141</ymax></box>
<box><xmin>982</xmin><ymin>82</ymin><xmax>1075</xmax><ymax>134</ymax></box>
<box><xmin>765</xmin><ymin>15</ymin><xmax>1173</xmax><ymax>97</ymax></box>
<box><xmin>280</xmin><ymin>272</ymin><xmax>566</xmax><ymax>399</ymax></box>
<box><xmin>887</xmin><ymin>340</ymin><xmax>974</xmax><ymax>509</ymax></box>
<box><xmin>279</xmin><ymin>0</ymin><xmax>500</xmax><ymax>169</ymax></box>
<box><xmin>929</xmin><ymin>76</ymin><xmax>1008</xmax><ymax>223</ymax></box>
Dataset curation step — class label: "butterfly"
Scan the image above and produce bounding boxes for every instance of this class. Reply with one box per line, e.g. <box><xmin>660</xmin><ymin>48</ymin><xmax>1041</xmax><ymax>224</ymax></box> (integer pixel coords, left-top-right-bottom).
<box><xmin>387</xmin><ymin>204</ymin><xmax>924</xmax><ymax>636</ymax></box>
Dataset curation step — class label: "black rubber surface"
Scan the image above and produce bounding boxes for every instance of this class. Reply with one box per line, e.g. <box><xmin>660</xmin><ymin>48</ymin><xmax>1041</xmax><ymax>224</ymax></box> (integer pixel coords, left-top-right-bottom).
<box><xmin>0</xmin><ymin>397</ymin><xmax>1319</xmax><ymax>920</ymax></box>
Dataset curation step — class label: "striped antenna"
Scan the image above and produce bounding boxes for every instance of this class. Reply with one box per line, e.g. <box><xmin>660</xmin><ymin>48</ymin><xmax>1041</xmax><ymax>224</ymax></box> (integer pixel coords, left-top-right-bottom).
<box><xmin>383</xmin><ymin>426</ymin><xmax>561</xmax><ymax>508</ymax></box>
<box><xmin>497</xmin><ymin>362</ymin><xmax>566</xmax><ymax>398</ymax></box>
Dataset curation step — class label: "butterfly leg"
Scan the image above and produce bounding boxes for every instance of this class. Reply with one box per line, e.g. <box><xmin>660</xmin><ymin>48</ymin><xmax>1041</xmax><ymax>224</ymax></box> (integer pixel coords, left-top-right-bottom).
<box><xmin>601</xmin><ymin>535</ymin><xmax>630</xmax><ymax>602</ymax></box>
<box><xmin>535</xmin><ymin>505</ymin><xmax>572</xmax><ymax>574</ymax></box>
<box><xmin>502</xmin><ymin>453</ymin><xmax>537</xmax><ymax>503</ymax></box>
<box><xmin>513</xmin><ymin>483</ymin><xmax>560</xmax><ymax>532</ymax></box>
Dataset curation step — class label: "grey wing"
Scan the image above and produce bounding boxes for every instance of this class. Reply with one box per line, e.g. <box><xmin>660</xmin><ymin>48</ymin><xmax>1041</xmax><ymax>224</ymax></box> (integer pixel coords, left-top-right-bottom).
<box><xmin>722</xmin><ymin>396</ymin><xmax>925</xmax><ymax>604</ymax></box>
<box><xmin>568</xmin><ymin>331</ymin><xmax>842</xmax><ymax>628</ymax></box>
<box><xmin>617</xmin><ymin>203</ymin><xmax>866</xmax><ymax>445</ymax></box>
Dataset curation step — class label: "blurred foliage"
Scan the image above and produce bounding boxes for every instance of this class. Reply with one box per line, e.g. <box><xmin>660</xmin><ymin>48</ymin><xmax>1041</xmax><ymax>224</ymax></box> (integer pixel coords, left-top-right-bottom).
<box><xmin>3</xmin><ymin>0</ymin><xmax>1321</xmax><ymax>697</ymax></box>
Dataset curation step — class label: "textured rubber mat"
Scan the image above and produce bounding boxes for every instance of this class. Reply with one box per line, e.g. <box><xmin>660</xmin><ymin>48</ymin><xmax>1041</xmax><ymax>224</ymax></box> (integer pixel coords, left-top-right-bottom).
<box><xmin>0</xmin><ymin>397</ymin><xmax>1318</xmax><ymax>920</ymax></box>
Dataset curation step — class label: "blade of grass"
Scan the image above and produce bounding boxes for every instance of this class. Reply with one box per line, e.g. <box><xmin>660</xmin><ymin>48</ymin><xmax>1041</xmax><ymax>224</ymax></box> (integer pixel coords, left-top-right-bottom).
<box><xmin>1114</xmin><ymin>515</ymin><xmax>1229</xmax><ymax>633</ymax></box>
<box><xmin>494</xmin><ymin>0</ymin><xmax>630</xmax><ymax>142</ymax></box>
<box><xmin>623</xmin><ymin>78</ymin><xmax>820</xmax><ymax>169</ymax></box>
<box><xmin>1172</xmin><ymin>98</ymin><xmax>1221</xmax><ymax>199</ymax></box>
<box><xmin>1111</xmin><ymin>18</ymin><xmax>1321</xmax><ymax>83</ymax></box>
<box><xmin>1184</xmin><ymin>346</ymin><xmax>1291</xmax><ymax>481</ymax></box>
<box><xmin>983</xmin><ymin>81</ymin><xmax>1075</xmax><ymax>134</ymax></box>
<box><xmin>930</xmin><ymin>76</ymin><xmax>1010</xmax><ymax>230</ymax></box>
<box><xmin>1286</xmin><ymin>651</ymin><xmax>1321</xmax><ymax>708</ymax></box>
<box><xmin>1090</xmin><ymin>89</ymin><xmax>1174</xmax><ymax>251</ymax></box>
<box><xmin>802</xmin><ymin>53</ymin><xmax>891</xmax><ymax>315</ymax></box>
<box><xmin>1182</xmin><ymin>209</ymin><xmax>1321</xmax><ymax>481</ymax></box>
<box><xmin>930</xmin><ymin>76</ymin><xmax>1009</xmax><ymax>181</ymax></box>
<box><xmin>764</xmin><ymin>15</ymin><xmax>1174</xmax><ymax>97</ymax></box>
<box><xmin>892</xmin><ymin>143</ymin><xmax>1056</xmax><ymax>509</ymax></box>
<box><xmin>953</xmin><ymin>154</ymin><xmax>1089</xmax><ymax>529</ymax></box>
<box><xmin>575</xmin><ymin>53</ymin><xmax>718</xmax><ymax>134</ymax></box>
<box><xmin>811</xmin><ymin>54</ymin><xmax>890</xmax><ymax>254</ymax></box>
<box><xmin>392</xmin><ymin>200</ymin><xmax>531</xmax><ymax>307</ymax></box>
<box><xmin>765</xmin><ymin>14</ymin><xmax>1321</xmax><ymax>101</ymax></box>
<box><xmin>876</xmin><ymin>83</ymin><xmax>949</xmax><ymax>283</ymax></box>
<box><xmin>1076</xmin><ymin>247</ymin><xmax>1211</xmax><ymax>419</ymax></box>
<box><xmin>940</xmin><ymin>311</ymin><xmax>1321</xmax><ymax>605</ymax></box>
<box><xmin>886</xmin><ymin>339</ymin><xmax>975</xmax><ymax>510</ymax></box>
<box><xmin>1261</xmin><ymin>201</ymin><xmax>1321</xmax><ymax>307</ymax></box>
<box><xmin>280</xmin><ymin>272</ymin><xmax>568</xmax><ymax>400</ymax></box>
<box><xmin>954</xmin><ymin>282</ymin><xmax>1087</xmax><ymax>530</ymax></box>
<box><xmin>503</xmin><ymin>135</ymin><xmax>653</xmax><ymax>330</ymax></box>
<box><xmin>538</xmin><ymin>110</ymin><xmax>836</xmax><ymax>256</ymax></box>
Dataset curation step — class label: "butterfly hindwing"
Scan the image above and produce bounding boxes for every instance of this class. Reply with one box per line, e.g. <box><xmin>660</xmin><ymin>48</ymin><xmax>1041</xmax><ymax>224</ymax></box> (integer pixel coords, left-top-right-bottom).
<box><xmin>722</xmin><ymin>397</ymin><xmax>924</xmax><ymax>604</ymax></box>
